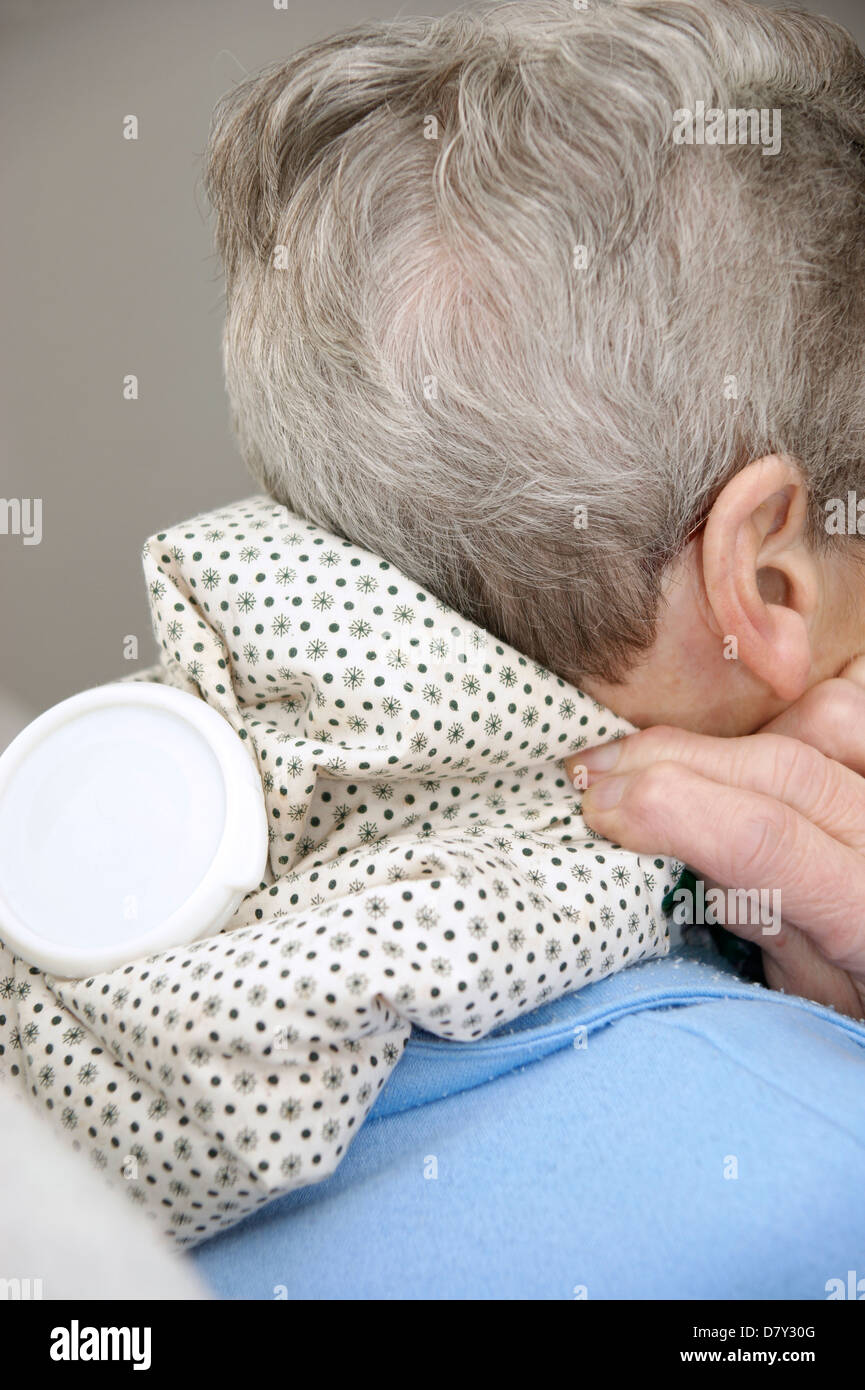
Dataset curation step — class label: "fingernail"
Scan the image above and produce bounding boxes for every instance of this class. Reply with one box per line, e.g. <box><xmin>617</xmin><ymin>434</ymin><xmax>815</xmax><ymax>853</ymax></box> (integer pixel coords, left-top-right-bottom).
<box><xmin>579</xmin><ymin>742</ymin><xmax>621</xmax><ymax>776</ymax></box>
<box><xmin>584</xmin><ymin>774</ymin><xmax>627</xmax><ymax>811</ymax></box>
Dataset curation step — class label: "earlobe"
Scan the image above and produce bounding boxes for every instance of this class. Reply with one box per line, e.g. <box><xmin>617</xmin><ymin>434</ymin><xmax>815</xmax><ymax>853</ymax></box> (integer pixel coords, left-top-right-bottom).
<box><xmin>700</xmin><ymin>456</ymin><xmax>816</xmax><ymax>702</ymax></box>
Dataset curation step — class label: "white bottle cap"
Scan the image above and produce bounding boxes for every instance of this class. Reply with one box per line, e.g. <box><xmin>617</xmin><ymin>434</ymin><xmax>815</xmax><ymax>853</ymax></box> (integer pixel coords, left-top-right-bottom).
<box><xmin>0</xmin><ymin>682</ymin><xmax>268</xmax><ymax>977</ymax></box>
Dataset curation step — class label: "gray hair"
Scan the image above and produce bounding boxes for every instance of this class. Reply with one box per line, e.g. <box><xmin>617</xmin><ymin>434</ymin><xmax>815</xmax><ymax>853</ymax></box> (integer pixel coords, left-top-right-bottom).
<box><xmin>204</xmin><ymin>0</ymin><xmax>865</xmax><ymax>683</ymax></box>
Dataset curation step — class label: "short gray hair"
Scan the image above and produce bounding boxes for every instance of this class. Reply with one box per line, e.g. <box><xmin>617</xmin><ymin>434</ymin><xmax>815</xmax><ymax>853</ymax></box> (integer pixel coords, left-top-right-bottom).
<box><xmin>205</xmin><ymin>0</ymin><xmax>865</xmax><ymax>683</ymax></box>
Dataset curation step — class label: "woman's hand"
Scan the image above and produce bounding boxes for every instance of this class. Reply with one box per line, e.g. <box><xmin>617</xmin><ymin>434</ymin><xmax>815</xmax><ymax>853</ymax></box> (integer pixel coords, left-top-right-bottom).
<box><xmin>564</xmin><ymin>671</ymin><xmax>865</xmax><ymax>1019</ymax></box>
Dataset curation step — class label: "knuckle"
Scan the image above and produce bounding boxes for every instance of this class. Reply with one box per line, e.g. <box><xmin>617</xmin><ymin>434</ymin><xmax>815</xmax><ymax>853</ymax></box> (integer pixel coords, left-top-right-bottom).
<box><xmin>815</xmin><ymin>678</ymin><xmax>863</xmax><ymax>735</ymax></box>
<box><xmin>636</xmin><ymin>724</ymin><xmax>682</xmax><ymax>756</ymax></box>
<box><xmin>802</xmin><ymin>679</ymin><xmax>862</xmax><ymax>739</ymax></box>
<box><xmin>736</xmin><ymin>801</ymin><xmax>797</xmax><ymax>881</ymax></box>
<box><xmin>761</xmin><ymin>732</ymin><xmax>824</xmax><ymax>800</ymax></box>
<box><xmin>626</xmin><ymin>760</ymin><xmax>683</xmax><ymax>820</ymax></box>
<box><xmin>759</xmin><ymin>732</ymin><xmax>847</xmax><ymax>833</ymax></box>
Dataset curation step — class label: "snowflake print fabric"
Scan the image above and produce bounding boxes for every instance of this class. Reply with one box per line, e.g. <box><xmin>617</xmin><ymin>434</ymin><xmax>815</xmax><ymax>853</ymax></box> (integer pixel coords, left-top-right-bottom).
<box><xmin>0</xmin><ymin>496</ymin><xmax>680</xmax><ymax>1246</ymax></box>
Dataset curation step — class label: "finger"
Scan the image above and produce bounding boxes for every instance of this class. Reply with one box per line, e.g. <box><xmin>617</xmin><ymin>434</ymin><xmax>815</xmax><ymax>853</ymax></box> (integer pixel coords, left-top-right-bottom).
<box><xmin>569</xmin><ymin>725</ymin><xmax>865</xmax><ymax>854</ymax></box>
<box><xmin>580</xmin><ymin>760</ymin><xmax>865</xmax><ymax>971</ymax></box>
<box><xmin>761</xmin><ymin>920</ymin><xmax>865</xmax><ymax>1018</ymax></box>
<box><xmin>760</xmin><ymin>678</ymin><xmax>865</xmax><ymax>773</ymax></box>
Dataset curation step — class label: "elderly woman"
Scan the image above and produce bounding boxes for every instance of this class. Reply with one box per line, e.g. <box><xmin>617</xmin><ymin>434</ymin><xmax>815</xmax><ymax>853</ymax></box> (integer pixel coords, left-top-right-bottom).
<box><xmin>3</xmin><ymin>0</ymin><xmax>865</xmax><ymax>1294</ymax></box>
<box><xmin>206</xmin><ymin>0</ymin><xmax>865</xmax><ymax>1016</ymax></box>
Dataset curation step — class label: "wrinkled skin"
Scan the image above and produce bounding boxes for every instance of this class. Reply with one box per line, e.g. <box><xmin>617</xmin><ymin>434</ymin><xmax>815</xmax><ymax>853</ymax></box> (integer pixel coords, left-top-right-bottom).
<box><xmin>566</xmin><ymin>663</ymin><xmax>865</xmax><ymax>1020</ymax></box>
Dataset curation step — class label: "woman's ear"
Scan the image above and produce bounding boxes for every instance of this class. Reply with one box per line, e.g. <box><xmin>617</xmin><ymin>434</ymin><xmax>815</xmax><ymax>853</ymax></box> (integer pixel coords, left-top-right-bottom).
<box><xmin>700</xmin><ymin>455</ymin><xmax>818</xmax><ymax>702</ymax></box>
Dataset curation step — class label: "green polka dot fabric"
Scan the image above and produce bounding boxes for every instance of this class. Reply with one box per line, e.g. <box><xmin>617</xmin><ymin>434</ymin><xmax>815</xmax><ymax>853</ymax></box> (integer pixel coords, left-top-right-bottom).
<box><xmin>0</xmin><ymin>495</ymin><xmax>680</xmax><ymax>1246</ymax></box>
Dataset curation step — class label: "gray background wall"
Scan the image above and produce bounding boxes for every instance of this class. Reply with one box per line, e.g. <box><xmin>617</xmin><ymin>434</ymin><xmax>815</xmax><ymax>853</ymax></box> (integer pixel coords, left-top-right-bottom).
<box><xmin>1</xmin><ymin>0</ymin><xmax>863</xmax><ymax>731</ymax></box>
